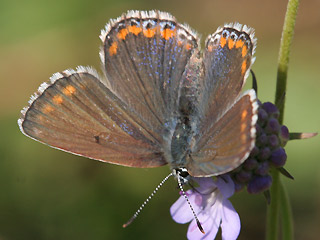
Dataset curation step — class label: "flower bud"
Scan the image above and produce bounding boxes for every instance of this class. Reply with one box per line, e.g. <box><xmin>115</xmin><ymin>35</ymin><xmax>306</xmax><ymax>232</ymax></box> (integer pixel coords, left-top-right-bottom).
<box><xmin>262</xmin><ymin>102</ymin><xmax>280</xmax><ymax>118</ymax></box>
<box><xmin>258</xmin><ymin>147</ymin><xmax>271</xmax><ymax>161</ymax></box>
<box><xmin>235</xmin><ymin>170</ymin><xmax>252</xmax><ymax>183</ymax></box>
<box><xmin>255</xmin><ymin>161</ymin><xmax>269</xmax><ymax>175</ymax></box>
<box><xmin>256</xmin><ymin>124</ymin><xmax>263</xmax><ymax>136</ymax></box>
<box><xmin>268</xmin><ymin>134</ymin><xmax>279</xmax><ymax>149</ymax></box>
<box><xmin>257</xmin><ymin>133</ymin><xmax>268</xmax><ymax>146</ymax></box>
<box><xmin>265</xmin><ymin>118</ymin><xmax>280</xmax><ymax>134</ymax></box>
<box><xmin>247</xmin><ymin>175</ymin><xmax>272</xmax><ymax>194</ymax></box>
<box><xmin>279</xmin><ymin>125</ymin><xmax>289</xmax><ymax>146</ymax></box>
<box><xmin>258</xmin><ymin>108</ymin><xmax>268</xmax><ymax>126</ymax></box>
<box><xmin>270</xmin><ymin>147</ymin><xmax>287</xmax><ymax>167</ymax></box>
<box><xmin>249</xmin><ymin>146</ymin><xmax>259</xmax><ymax>158</ymax></box>
<box><xmin>243</xmin><ymin>158</ymin><xmax>259</xmax><ymax>171</ymax></box>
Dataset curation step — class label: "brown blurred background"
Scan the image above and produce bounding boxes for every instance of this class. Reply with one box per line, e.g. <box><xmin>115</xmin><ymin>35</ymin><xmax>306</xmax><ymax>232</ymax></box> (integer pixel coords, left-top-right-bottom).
<box><xmin>0</xmin><ymin>0</ymin><xmax>319</xmax><ymax>239</ymax></box>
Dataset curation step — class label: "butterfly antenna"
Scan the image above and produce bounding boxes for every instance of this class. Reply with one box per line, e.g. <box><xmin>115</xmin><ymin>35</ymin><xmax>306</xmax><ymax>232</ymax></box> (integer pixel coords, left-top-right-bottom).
<box><xmin>176</xmin><ymin>173</ymin><xmax>205</xmax><ymax>234</ymax></box>
<box><xmin>250</xmin><ymin>69</ymin><xmax>258</xmax><ymax>95</ymax></box>
<box><xmin>123</xmin><ymin>172</ymin><xmax>173</xmax><ymax>228</ymax></box>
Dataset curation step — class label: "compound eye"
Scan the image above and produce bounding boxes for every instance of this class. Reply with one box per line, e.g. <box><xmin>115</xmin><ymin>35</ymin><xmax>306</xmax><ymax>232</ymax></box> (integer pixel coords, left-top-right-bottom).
<box><xmin>179</xmin><ymin>169</ymin><xmax>189</xmax><ymax>178</ymax></box>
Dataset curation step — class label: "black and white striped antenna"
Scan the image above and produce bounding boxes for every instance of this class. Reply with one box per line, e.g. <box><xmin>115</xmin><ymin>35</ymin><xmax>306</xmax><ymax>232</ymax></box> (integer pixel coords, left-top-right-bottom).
<box><xmin>123</xmin><ymin>170</ymin><xmax>205</xmax><ymax>234</ymax></box>
<box><xmin>123</xmin><ymin>172</ymin><xmax>173</xmax><ymax>228</ymax></box>
<box><xmin>176</xmin><ymin>170</ymin><xmax>205</xmax><ymax>234</ymax></box>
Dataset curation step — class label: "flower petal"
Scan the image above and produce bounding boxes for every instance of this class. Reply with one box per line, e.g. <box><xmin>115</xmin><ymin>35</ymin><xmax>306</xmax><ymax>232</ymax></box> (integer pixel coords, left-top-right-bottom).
<box><xmin>170</xmin><ymin>190</ymin><xmax>202</xmax><ymax>224</ymax></box>
<box><xmin>187</xmin><ymin>218</ymin><xmax>209</xmax><ymax>239</ymax></box>
<box><xmin>187</xmin><ymin>195</ymin><xmax>224</xmax><ymax>240</ymax></box>
<box><xmin>216</xmin><ymin>175</ymin><xmax>235</xmax><ymax>199</ymax></box>
<box><xmin>193</xmin><ymin>177</ymin><xmax>217</xmax><ymax>193</ymax></box>
<box><xmin>187</xmin><ymin>207</ymin><xmax>221</xmax><ymax>240</ymax></box>
<box><xmin>220</xmin><ymin>200</ymin><xmax>241</xmax><ymax>240</ymax></box>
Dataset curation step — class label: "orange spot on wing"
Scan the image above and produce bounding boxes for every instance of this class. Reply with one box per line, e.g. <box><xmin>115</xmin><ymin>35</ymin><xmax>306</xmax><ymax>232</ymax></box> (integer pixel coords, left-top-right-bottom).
<box><xmin>128</xmin><ymin>25</ymin><xmax>142</xmax><ymax>35</ymax></box>
<box><xmin>52</xmin><ymin>95</ymin><xmax>63</xmax><ymax>105</ymax></box>
<box><xmin>63</xmin><ymin>85</ymin><xmax>76</xmax><ymax>96</ymax></box>
<box><xmin>207</xmin><ymin>45</ymin><xmax>213</xmax><ymax>52</ymax></box>
<box><xmin>241</xmin><ymin>60</ymin><xmax>247</xmax><ymax>75</ymax></box>
<box><xmin>242</xmin><ymin>45</ymin><xmax>248</xmax><ymax>57</ymax></box>
<box><xmin>241</xmin><ymin>109</ymin><xmax>248</xmax><ymax>120</ymax></box>
<box><xmin>241</xmin><ymin>133</ymin><xmax>247</xmax><ymax>142</ymax></box>
<box><xmin>117</xmin><ymin>28</ymin><xmax>128</xmax><ymax>40</ymax></box>
<box><xmin>143</xmin><ymin>28</ymin><xmax>156</xmax><ymax>38</ymax></box>
<box><xmin>43</xmin><ymin>104</ymin><xmax>54</xmax><ymax>114</ymax></box>
<box><xmin>220</xmin><ymin>37</ymin><xmax>227</xmax><ymax>48</ymax></box>
<box><xmin>236</xmin><ymin>39</ymin><xmax>244</xmax><ymax>48</ymax></box>
<box><xmin>228</xmin><ymin>39</ymin><xmax>235</xmax><ymax>49</ymax></box>
<box><xmin>161</xmin><ymin>29</ymin><xmax>176</xmax><ymax>40</ymax></box>
<box><xmin>185</xmin><ymin>43</ymin><xmax>192</xmax><ymax>50</ymax></box>
<box><xmin>109</xmin><ymin>42</ymin><xmax>118</xmax><ymax>56</ymax></box>
<box><xmin>241</xmin><ymin>123</ymin><xmax>247</xmax><ymax>132</ymax></box>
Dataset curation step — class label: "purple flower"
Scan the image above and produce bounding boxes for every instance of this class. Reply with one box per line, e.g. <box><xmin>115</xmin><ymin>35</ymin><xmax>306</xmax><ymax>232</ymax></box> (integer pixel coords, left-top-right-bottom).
<box><xmin>170</xmin><ymin>176</ymin><xmax>240</xmax><ymax>240</ymax></box>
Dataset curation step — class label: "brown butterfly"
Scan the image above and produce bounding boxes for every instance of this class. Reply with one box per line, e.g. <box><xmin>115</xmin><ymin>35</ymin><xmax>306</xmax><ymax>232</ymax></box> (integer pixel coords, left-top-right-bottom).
<box><xmin>18</xmin><ymin>10</ymin><xmax>258</xmax><ymax>179</ymax></box>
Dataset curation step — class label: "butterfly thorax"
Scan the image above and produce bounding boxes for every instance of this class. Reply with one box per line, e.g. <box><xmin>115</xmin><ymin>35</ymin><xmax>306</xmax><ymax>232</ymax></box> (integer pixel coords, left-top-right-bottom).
<box><xmin>170</xmin><ymin>52</ymin><xmax>203</xmax><ymax>169</ymax></box>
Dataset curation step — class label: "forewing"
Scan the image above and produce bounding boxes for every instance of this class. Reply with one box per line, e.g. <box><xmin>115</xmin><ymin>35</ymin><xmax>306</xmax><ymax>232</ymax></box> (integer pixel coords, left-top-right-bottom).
<box><xmin>198</xmin><ymin>23</ymin><xmax>256</xmax><ymax>134</ymax></box>
<box><xmin>18</xmin><ymin>67</ymin><xmax>166</xmax><ymax>168</ymax></box>
<box><xmin>100</xmin><ymin>10</ymin><xmax>200</xmax><ymax>135</ymax></box>
<box><xmin>188</xmin><ymin>90</ymin><xmax>258</xmax><ymax>177</ymax></box>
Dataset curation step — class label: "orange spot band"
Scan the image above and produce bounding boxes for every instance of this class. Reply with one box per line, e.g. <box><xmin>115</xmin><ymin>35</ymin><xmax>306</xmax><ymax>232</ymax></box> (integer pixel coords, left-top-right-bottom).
<box><xmin>241</xmin><ymin>123</ymin><xmax>247</xmax><ymax>132</ymax></box>
<box><xmin>52</xmin><ymin>95</ymin><xmax>63</xmax><ymax>105</ymax></box>
<box><xmin>241</xmin><ymin>134</ymin><xmax>247</xmax><ymax>142</ymax></box>
<box><xmin>185</xmin><ymin>43</ymin><xmax>192</xmax><ymax>50</ymax></box>
<box><xmin>109</xmin><ymin>42</ymin><xmax>118</xmax><ymax>56</ymax></box>
<box><xmin>63</xmin><ymin>85</ymin><xmax>76</xmax><ymax>96</ymax></box>
<box><xmin>242</xmin><ymin>45</ymin><xmax>248</xmax><ymax>57</ymax></box>
<box><xmin>241</xmin><ymin>109</ymin><xmax>248</xmax><ymax>120</ymax></box>
<box><xmin>43</xmin><ymin>105</ymin><xmax>54</xmax><ymax>114</ymax></box>
<box><xmin>117</xmin><ymin>28</ymin><xmax>128</xmax><ymax>40</ymax></box>
<box><xmin>235</xmin><ymin>39</ymin><xmax>244</xmax><ymax>48</ymax></box>
<box><xmin>128</xmin><ymin>25</ymin><xmax>142</xmax><ymax>35</ymax></box>
<box><xmin>241</xmin><ymin>60</ymin><xmax>247</xmax><ymax>75</ymax></box>
<box><xmin>143</xmin><ymin>28</ymin><xmax>156</xmax><ymax>38</ymax></box>
<box><xmin>220</xmin><ymin>37</ymin><xmax>227</xmax><ymax>48</ymax></box>
<box><xmin>161</xmin><ymin>29</ymin><xmax>175</xmax><ymax>40</ymax></box>
<box><xmin>228</xmin><ymin>39</ymin><xmax>235</xmax><ymax>49</ymax></box>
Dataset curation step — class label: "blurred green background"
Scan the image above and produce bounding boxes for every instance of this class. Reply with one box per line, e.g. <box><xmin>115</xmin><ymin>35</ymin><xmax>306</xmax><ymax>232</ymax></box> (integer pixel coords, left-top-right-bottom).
<box><xmin>1</xmin><ymin>0</ymin><xmax>319</xmax><ymax>239</ymax></box>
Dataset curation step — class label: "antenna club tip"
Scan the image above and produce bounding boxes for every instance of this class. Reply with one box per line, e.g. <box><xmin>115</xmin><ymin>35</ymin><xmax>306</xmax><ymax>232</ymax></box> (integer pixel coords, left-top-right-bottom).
<box><xmin>196</xmin><ymin>220</ymin><xmax>205</xmax><ymax>234</ymax></box>
<box><xmin>123</xmin><ymin>216</ymin><xmax>135</xmax><ymax>228</ymax></box>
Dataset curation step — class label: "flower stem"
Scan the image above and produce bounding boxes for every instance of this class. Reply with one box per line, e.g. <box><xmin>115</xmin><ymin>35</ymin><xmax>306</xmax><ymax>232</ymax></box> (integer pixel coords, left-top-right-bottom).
<box><xmin>280</xmin><ymin>181</ymin><xmax>294</xmax><ymax>240</ymax></box>
<box><xmin>266</xmin><ymin>168</ymin><xmax>280</xmax><ymax>240</ymax></box>
<box><xmin>275</xmin><ymin>0</ymin><xmax>300</xmax><ymax>124</ymax></box>
<box><xmin>267</xmin><ymin>0</ymin><xmax>300</xmax><ymax>239</ymax></box>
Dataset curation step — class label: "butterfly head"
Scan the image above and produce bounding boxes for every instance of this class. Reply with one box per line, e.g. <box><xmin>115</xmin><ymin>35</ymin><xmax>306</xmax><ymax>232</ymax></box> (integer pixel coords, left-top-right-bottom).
<box><xmin>173</xmin><ymin>167</ymin><xmax>190</xmax><ymax>185</ymax></box>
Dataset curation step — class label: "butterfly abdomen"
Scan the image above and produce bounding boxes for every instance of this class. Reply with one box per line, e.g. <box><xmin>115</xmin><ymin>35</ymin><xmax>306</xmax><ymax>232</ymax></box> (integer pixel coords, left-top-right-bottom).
<box><xmin>170</xmin><ymin>51</ymin><xmax>203</xmax><ymax>168</ymax></box>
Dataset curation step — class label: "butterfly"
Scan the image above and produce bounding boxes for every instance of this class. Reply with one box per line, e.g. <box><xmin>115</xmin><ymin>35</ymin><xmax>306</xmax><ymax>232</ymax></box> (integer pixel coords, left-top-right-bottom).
<box><xmin>18</xmin><ymin>10</ymin><xmax>258</xmax><ymax>179</ymax></box>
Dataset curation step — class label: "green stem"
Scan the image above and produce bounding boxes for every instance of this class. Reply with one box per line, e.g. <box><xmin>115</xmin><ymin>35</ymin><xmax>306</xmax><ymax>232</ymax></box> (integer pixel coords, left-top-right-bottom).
<box><xmin>275</xmin><ymin>0</ymin><xmax>300</xmax><ymax>124</ymax></box>
<box><xmin>267</xmin><ymin>0</ymin><xmax>300</xmax><ymax>239</ymax></box>
<box><xmin>280</xmin><ymin>181</ymin><xmax>294</xmax><ymax>240</ymax></box>
<box><xmin>266</xmin><ymin>169</ymin><xmax>280</xmax><ymax>240</ymax></box>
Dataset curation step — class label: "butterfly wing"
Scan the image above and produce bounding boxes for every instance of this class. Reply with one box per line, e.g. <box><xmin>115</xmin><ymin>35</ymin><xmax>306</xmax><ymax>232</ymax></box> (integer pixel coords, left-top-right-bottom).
<box><xmin>188</xmin><ymin>24</ymin><xmax>258</xmax><ymax>176</ymax></box>
<box><xmin>18</xmin><ymin>68</ymin><xmax>165</xmax><ymax>167</ymax></box>
<box><xmin>189</xmin><ymin>90</ymin><xmax>258</xmax><ymax>176</ymax></box>
<box><xmin>18</xmin><ymin>10</ymin><xmax>200</xmax><ymax>168</ymax></box>
<box><xmin>100</xmin><ymin>10</ymin><xmax>199</xmax><ymax>139</ymax></box>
